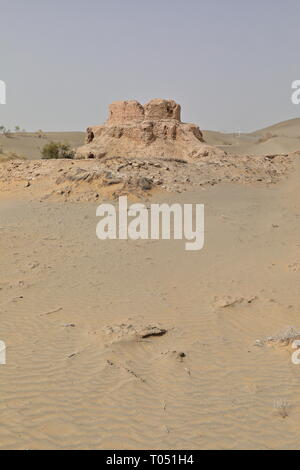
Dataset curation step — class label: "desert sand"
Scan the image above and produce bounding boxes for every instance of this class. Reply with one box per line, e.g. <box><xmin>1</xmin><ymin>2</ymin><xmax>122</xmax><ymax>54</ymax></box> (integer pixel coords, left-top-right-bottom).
<box><xmin>204</xmin><ymin>118</ymin><xmax>300</xmax><ymax>156</ymax></box>
<box><xmin>1</xmin><ymin>116</ymin><xmax>300</xmax><ymax>450</ymax></box>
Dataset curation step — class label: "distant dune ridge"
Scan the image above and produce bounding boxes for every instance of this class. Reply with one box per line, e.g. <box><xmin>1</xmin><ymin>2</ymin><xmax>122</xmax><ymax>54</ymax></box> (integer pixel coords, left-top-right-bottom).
<box><xmin>1</xmin><ymin>108</ymin><xmax>300</xmax><ymax>449</ymax></box>
<box><xmin>0</xmin><ymin>132</ymin><xmax>85</xmax><ymax>161</ymax></box>
<box><xmin>1</xmin><ymin>152</ymin><xmax>300</xmax><ymax>449</ymax></box>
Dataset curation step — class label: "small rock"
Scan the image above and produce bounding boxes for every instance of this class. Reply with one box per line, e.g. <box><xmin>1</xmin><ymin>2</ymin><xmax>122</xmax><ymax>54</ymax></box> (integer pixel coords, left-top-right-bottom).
<box><xmin>138</xmin><ymin>177</ymin><xmax>152</xmax><ymax>191</ymax></box>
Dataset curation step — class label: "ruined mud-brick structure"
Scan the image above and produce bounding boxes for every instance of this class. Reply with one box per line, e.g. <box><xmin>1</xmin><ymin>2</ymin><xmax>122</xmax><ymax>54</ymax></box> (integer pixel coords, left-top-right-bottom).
<box><xmin>76</xmin><ymin>99</ymin><xmax>224</xmax><ymax>160</ymax></box>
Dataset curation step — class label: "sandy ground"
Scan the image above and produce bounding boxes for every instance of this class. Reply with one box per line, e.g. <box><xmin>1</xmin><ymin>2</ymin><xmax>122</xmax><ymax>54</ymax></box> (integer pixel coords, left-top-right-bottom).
<box><xmin>1</xmin><ymin>150</ymin><xmax>300</xmax><ymax>449</ymax></box>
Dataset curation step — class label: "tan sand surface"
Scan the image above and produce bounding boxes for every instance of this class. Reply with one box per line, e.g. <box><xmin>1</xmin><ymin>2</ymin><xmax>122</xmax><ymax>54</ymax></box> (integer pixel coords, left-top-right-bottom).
<box><xmin>1</xmin><ymin>154</ymin><xmax>300</xmax><ymax>449</ymax></box>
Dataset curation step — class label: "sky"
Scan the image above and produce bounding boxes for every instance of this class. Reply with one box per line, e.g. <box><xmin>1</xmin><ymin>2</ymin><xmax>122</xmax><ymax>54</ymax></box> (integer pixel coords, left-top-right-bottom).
<box><xmin>0</xmin><ymin>0</ymin><xmax>300</xmax><ymax>133</ymax></box>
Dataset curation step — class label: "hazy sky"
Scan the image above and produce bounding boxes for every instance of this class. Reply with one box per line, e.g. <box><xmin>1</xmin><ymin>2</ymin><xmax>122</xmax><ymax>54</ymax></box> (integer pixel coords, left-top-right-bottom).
<box><xmin>1</xmin><ymin>0</ymin><xmax>300</xmax><ymax>132</ymax></box>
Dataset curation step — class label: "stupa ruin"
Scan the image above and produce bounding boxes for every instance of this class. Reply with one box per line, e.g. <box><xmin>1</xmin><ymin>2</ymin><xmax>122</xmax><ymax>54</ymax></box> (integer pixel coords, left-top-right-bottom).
<box><xmin>76</xmin><ymin>99</ymin><xmax>225</xmax><ymax>160</ymax></box>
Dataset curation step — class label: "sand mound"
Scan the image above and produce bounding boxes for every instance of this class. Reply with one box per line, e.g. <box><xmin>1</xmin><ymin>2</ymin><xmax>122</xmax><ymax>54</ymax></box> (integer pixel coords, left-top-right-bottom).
<box><xmin>264</xmin><ymin>326</ymin><xmax>300</xmax><ymax>348</ymax></box>
<box><xmin>76</xmin><ymin>99</ymin><xmax>225</xmax><ymax>161</ymax></box>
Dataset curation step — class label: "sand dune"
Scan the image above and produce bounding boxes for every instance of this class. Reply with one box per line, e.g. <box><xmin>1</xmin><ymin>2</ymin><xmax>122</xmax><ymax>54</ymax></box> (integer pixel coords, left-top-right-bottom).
<box><xmin>1</xmin><ymin>119</ymin><xmax>300</xmax><ymax>449</ymax></box>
